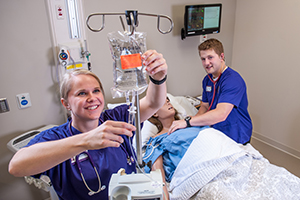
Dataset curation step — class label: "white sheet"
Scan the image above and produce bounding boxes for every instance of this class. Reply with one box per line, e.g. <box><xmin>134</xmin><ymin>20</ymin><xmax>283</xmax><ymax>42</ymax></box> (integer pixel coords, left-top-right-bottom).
<box><xmin>169</xmin><ymin>128</ymin><xmax>300</xmax><ymax>200</ymax></box>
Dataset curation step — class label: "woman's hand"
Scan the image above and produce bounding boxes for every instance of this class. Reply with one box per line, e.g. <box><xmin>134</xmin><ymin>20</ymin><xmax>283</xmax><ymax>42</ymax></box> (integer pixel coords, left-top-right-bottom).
<box><xmin>142</xmin><ymin>50</ymin><xmax>167</xmax><ymax>81</ymax></box>
<box><xmin>84</xmin><ymin>121</ymin><xmax>136</xmax><ymax>150</ymax></box>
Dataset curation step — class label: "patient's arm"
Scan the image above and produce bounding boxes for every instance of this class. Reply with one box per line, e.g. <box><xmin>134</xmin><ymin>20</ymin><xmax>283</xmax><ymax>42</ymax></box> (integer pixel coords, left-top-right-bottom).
<box><xmin>152</xmin><ymin>155</ymin><xmax>169</xmax><ymax>200</ymax></box>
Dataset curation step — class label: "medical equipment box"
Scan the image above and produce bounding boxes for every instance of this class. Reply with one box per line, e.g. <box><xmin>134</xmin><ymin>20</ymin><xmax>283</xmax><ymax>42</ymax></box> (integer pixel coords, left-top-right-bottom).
<box><xmin>109</xmin><ymin>169</ymin><xmax>163</xmax><ymax>200</ymax></box>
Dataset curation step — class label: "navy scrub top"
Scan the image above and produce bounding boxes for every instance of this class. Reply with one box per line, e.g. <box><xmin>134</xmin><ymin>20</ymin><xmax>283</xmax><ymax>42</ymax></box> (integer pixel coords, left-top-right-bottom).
<box><xmin>26</xmin><ymin>104</ymin><xmax>136</xmax><ymax>200</ymax></box>
<box><xmin>202</xmin><ymin>67</ymin><xmax>252</xmax><ymax>144</ymax></box>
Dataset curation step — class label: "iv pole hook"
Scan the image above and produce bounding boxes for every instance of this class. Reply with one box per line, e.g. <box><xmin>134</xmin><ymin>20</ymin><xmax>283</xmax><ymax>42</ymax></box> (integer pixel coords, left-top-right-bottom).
<box><xmin>86</xmin><ymin>11</ymin><xmax>173</xmax><ymax>34</ymax></box>
<box><xmin>125</xmin><ymin>11</ymin><xmax>138</xmax><ymax>36</ymax></box>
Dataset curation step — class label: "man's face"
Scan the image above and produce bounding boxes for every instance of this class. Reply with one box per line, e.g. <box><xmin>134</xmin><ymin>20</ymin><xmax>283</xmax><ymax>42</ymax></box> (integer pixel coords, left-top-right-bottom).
<box><xmin>199</xmin><ymin>49</ymin><xmax>224</xmax><ymax>78</ymax></box>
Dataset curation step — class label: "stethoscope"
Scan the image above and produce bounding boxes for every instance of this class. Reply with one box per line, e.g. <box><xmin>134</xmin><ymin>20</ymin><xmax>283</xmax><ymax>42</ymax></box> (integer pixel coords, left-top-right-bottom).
<box><xmin>68</xmin><ymin>118</ymin><xmax>134</xmax><ymax>196</ymax></box>
<box><xmin>206</xmin><ymin>66</ymin><xmax>227</xmax><ymax>111</ymax></box>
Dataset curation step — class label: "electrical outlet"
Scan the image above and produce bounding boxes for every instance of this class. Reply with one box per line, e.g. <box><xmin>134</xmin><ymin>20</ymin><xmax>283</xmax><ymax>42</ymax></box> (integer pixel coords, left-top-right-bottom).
<box><xmin>55</xmin><ymin>5</ymin><xmax>64</xmax><ymax>20</ymax></box>
<box><xmin>0</xmin><ymin>98</ymin><xmax>10</xmax><ymax>113</ymax></box>
<box><xmin>200</xmin><ymin>34</ymin><xmax>208</xmax><ymax>43</ymax></box>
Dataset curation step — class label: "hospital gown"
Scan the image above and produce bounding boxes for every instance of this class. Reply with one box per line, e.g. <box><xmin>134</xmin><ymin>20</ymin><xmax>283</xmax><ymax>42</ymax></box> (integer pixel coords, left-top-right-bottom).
<box><xmin>143</xmin><ymin>126</ymin><xmax>208</xmax><ymax>182</ymax></box>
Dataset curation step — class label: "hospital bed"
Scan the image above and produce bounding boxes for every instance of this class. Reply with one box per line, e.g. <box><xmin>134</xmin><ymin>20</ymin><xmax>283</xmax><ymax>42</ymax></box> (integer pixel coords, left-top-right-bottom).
<box><xmin>108</xmin><ymin>93</ymin><xmax>300</xmax><ymax>200</ymax></box>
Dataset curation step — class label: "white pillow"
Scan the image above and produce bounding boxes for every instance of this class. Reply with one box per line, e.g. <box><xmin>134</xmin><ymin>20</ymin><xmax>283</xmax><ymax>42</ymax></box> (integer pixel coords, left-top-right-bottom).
<box><xmin>166</xmin><ymin>93</ymin><xmax>186</xmax><ymax>119</ymax></box>
<box><xmin>167</xmin><ymin>93</ymin><xmax>198</xmax><ymax>118</ymax></box>
<box><xmin>132</xmin><ymin>120</ymin><xmax>158</xmax><ymax>151</ymax></box>
<box><xmin>107</xmin><ymin>102</ymin><xmax>128</xmax><ymax>109</ymax></box>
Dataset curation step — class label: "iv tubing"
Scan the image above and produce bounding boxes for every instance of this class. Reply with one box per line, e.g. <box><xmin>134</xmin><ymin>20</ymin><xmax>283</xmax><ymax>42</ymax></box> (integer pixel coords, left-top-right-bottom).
<box><xmin>128</xmin><ymin>131</ymin><xmax>168</xmax><ymax>200</ymax></box>
<box><xmin>126</xmin><ymin>92</ymin><xmax>168</xmax><ymax>198</ymax></box>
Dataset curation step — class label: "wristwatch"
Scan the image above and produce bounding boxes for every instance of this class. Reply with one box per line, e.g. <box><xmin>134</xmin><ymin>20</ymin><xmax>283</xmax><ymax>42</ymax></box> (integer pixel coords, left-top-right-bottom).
<box><xmin>184</xmin><ymin>116</ymin><xmax>192</xmax><ymax>127</ymax></box>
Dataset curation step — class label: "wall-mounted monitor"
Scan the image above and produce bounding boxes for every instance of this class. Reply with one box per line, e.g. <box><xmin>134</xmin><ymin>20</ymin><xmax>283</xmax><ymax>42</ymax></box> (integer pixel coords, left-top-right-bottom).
<box><xmin>181</xmin><ymin>3</ymin><xmax>222</xmax><ymax>40</ymax></box>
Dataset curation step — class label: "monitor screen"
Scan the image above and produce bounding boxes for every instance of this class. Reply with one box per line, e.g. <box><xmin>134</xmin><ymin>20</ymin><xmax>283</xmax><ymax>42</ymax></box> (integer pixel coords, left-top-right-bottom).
<box><xmin>182</xmin><ymin>4</ymin><xmax>222</xmax><ymax>39</ymax></box>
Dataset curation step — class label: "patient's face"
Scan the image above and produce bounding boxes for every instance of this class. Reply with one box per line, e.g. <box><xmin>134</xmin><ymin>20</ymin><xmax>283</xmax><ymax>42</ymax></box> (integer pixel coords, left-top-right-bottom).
<box><xmin>156</xmin><ymin>98</ymin><xmax>175</xmax><ymax>119</ymax></box>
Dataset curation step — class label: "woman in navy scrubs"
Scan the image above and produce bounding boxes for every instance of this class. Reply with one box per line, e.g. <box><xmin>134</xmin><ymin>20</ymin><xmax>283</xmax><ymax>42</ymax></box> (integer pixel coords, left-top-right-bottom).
<box><xmin>9</xmin><ymin>49</ymin><xmax>168</xmax><ymax>200</ymax></box>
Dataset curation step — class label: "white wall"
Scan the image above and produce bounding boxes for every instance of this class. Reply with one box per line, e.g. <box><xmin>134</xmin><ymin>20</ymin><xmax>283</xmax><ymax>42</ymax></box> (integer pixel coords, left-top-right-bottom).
<box><xmin>0</xmin><ymin>1</ymin><xmax>64</xmax><ymax>199</ymax></box>
<box><xmin>232</xmin><ymin>0</ymin><xmax>300</xmax><ymax>156</ymax></box>
<box><xmin>0</xmin><ymin>0</ymin><xmax>236</xmax><ymax>199</ymax></box>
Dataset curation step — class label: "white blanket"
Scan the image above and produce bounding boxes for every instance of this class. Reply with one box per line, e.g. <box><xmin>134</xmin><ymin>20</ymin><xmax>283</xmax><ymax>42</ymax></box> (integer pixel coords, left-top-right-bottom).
<box><xmin>169</xmin><ymin>128</ymin><xmax>300</xmax><ymax>200</ymax></box>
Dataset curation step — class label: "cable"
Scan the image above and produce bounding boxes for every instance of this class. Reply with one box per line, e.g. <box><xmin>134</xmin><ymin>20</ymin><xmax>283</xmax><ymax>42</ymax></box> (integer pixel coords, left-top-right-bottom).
<box><xmin>69</xmin><ymin>55</ymin><xmax>76</xmax><ymax>70</ymax></box>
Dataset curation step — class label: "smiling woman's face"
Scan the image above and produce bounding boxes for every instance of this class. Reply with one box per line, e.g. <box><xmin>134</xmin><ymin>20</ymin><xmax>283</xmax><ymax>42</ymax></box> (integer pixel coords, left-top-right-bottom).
<box><xmin>63</xmin><ymin>74</ymin><xmax>105</xmax><ymax>123</ymax></box>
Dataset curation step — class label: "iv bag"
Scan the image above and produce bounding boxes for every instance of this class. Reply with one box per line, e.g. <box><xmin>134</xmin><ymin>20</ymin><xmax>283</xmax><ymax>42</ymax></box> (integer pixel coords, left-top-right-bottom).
<box><xmin>108</xmin><ymin>31</ymin><xmax>148</xmax><ymax>98</ymax></box>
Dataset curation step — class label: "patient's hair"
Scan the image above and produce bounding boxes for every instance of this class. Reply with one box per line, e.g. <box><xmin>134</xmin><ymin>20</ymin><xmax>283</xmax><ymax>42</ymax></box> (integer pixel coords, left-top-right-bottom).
<box><xmin>148</xmin><ymin>97</ymin><xmax>180</xmax><ymax>133</ymax></box>
<box><xmin>60</xmin><ymin>69</ymin><xmax>104</xmax><ymax>101</ymax></box>
<box><xmin>198</xmin><ymin>38</ymin><xmax>224</xmax><ymax>59</ymax></box>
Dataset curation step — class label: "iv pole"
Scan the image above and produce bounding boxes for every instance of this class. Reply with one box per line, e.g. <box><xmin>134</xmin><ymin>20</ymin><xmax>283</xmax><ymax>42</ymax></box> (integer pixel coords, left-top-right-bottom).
<box><xmin>86</xmin><ymin>10</ymin><xmax>173</xmax><ymax>171</ymax></box>
<box><xmin>133</xmin><ymin>90</ymin><xmax>143</xmax><ymax>172</ymax></box>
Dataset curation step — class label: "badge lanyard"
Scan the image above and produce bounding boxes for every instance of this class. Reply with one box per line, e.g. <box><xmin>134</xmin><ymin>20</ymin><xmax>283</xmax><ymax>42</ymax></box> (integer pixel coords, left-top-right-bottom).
<box><xmin>68</xmin><ymin>118</ymin><xmax>134</xmax><ymax>196</ymax></box>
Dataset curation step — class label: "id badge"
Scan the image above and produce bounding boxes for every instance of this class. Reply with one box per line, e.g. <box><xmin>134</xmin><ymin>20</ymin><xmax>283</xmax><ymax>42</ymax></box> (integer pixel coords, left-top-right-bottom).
<box><xmin>71</xmin><ymin>151</ymin><xmax>89</xmax><ymax>165</ymax></box>
<box><xmin>206</xmin><ymin>86</ymin><xmax>212</xmax><ymax>92</ymax></box>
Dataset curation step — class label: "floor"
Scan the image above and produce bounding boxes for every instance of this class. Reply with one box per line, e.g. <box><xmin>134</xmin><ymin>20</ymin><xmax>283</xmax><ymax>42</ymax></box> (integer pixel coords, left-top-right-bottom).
<box><xmin>250</xmin><ymin>137</ymin><xmax>300</xmax><ymax>178</ymax></box>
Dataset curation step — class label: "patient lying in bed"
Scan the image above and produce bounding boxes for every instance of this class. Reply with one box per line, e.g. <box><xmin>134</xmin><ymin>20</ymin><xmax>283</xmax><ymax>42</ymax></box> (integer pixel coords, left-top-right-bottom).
<box><xmin>143</xmin><ymin>126</ymin><xmax>208</xmax><ymax>181</ymax></box>
<box><xmin>140</xmin><ymin>94</ymin><xmax>300</xmax><ymax>200</ymax></box>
